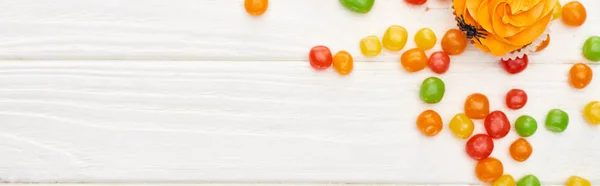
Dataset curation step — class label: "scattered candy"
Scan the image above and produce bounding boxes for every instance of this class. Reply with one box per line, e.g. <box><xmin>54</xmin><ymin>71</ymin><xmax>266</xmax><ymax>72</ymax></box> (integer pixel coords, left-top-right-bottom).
<box><xmin>515</xmin><ymin>115</ymin><xmax>538</xmax><ymax>137</ymax></box>
<box><xmin>417</xmin><ymin>110</ymin><xmax>443</xmax><ymax>136</ymax></box>
<box><xmin>428</xmin><ymin>51</ymin><xmax>450</xmax><ymax>74</ymax></box>
<box><xmin>332</xmin><ymin>50</ymin><xmax>354</xmax><ymax>75</ymax></box>
<box><xmin>552</xmin><ymin>0</ymin><xmax>562</xmax><ymax>20</ymax></box>
<box><xmin>583</xmin><ymin>101</ymin><xmax>600</xmax><ymax>125</ymax></box>
<box><xmin>339</xmin><ymin>0</ymin><xmax>375</xmax><ymax>13</ymax></box>
<box><xmin>466</xmin><ymin>134</ymin><xmax>494</xmax><ymax>160</ymax></box>
<box><xmin>546</xmin><ymin>109</ymin><xmax>569</xmax><ymax>132</ymax></box>
<box><xmin>401</xmin><ymin>48</ymin><xmax>428</xmax><ymax>72</ymax></box>
<box><xmin>485</xmin><ymin>111</ymin><xmax>511</xmax><ymax>139</ymax></box>
<box><xmin>506</xmin><ymin>89</ymin><xmax>528</xmax><ymax>110</ymax></box>
<box><xmin>562</xmin><ymin>1</ymin><xmax>587</xmax><ymax>27</ymax></box>
<box><xmin>244</xmin><ymin>0</ymin><xmax>269</xmax><ymax>16</ymax></box>
<box><xmin>475</xmin><ymin>157</ymin><xmax>504</xmax><ymax>183</ymax></box>
<box><xmin>493</xmin><ymin>174</ymin><xmax>516</xmax><ymax>186</ymax></box>
<box><xmin>566</xmin><ymin>176</ymin><xmax>591</xmax><ymax>186</ymax></box>
<box><xmin>464</xmin><ymin>93</ymin><xmax>490</xmax><ymax>119</ymax></box>
<box><xmin>441</xmin><ymin>29</ymin><xmax>468</xmax><ymax>55</ymax></box>
<box><xmin>449</xmin><ymin>113</ymin><xmax>474</xmax><ymax>139</ymax></box>
<box><xmin>583</xmin><ymin>36</ymin><xmax>600</xmax><ymax>62</ymax></box>
<box><xmin>569</xmin><ymin>63</ymin><xmax>592</xmax><ymax>89</ymax></box>
<box><xmin>404</xmin><ymin>0</ymin><xmax>427</xmax><ymax>5</ymax></box>
<box><xmin>414</xmin><ymin>28</ymin><xmax>437</xmax><ymax>50</ymax></box>
<box><xmin>360</xmin><ymin>35</ymin><xmax>383</xmax><ymax>57</ymax></box>
<box><xmin>382</xmin><ymin>25</ymin><xmax>408</xmax><ymax>51</ymax></box>
<box><xmin>510</xmin><ymin>138</ymin><xmax>533</xmax><ymax>162</ymax></box>
<box><xmin>535</xmin><ymin>35</ymin><xmax>550</xmax><ymax>52</ymax></box>
<box><xmin>517</xmin><ymin>175</ymin><xmax>540</xmax><ymax>186</ymax></box>
<box><xmin>501</xmin><ymin>55</ymin><xmax>529</xmax><ymax>74</ymax></box>
<box><xmin>309</xmin><ymin>45</ymin><xmax>333</xmax><ymax>70</ymax></box>
<box><xmin>420</xmin><ymin>77</ymin><xmax>445</xmax><ymax>104</ymax></box>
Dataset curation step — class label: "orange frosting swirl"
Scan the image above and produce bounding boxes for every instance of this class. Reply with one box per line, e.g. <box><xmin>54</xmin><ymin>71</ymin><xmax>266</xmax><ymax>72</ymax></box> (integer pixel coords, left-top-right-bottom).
<box><xmin>453</xmin><ymin>0</ymin><xmax>556</xmax><ymax>56</ymax></box>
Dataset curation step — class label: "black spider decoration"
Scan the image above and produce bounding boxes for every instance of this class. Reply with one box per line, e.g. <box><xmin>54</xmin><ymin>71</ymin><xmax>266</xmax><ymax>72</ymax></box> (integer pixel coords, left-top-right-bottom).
<box><xmin>456</xmin><ymin>15</ymin><xmax>488</xmax><ymax>44</ymax></box>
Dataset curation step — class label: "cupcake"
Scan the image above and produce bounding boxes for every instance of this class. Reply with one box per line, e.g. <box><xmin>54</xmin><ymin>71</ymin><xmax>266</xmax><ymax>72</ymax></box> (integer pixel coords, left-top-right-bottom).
<box><xmin>452</xmin><ymin>0</ymin><xmax>556</xmax><ymax>60</ymax></box>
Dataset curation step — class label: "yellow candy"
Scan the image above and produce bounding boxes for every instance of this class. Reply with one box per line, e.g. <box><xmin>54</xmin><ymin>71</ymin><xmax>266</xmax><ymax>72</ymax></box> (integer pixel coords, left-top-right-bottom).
<box><xmin>493</xmin><ymin>174</ymin><xmax>516</xmax><ymax>186</ymax></box>
<box><xmin>584</xmin><ymin>101</ymin><xmax>600</xmax><ymax>125</ymax></box>
<box><xmin>360</xmin><ymin>35</ymin><xmax>382</xmax><ymax>57</ymax></box>
<box><xmin>566</xmin><ymin>176</ymin><xmax>591</xmax><ymax>186</ymax></box>
<box><xmin>449</xmin><ymin>113</ymin><xmax>474</xmax><ymax>139</ymax></box>
<box><xmin>414</xmin><ymin>28</ymin><xmax>437</xmax><ymax>50</ymax></box>
<box><xmin>382</xmin><ymin>25</ymin><xmax>408</xmax><ymax>51</ymax></box>
<box><xmin>552</xmin><ymin>0</ymin><xmax>562</xmax><ymax>20</ymax></box>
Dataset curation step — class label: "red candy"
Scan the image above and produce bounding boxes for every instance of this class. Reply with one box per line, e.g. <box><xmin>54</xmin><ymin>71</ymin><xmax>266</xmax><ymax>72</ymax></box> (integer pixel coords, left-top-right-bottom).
<box><xmin>506</xmin><ymin>89</ymin><xmax>527</xmax><ymax>110</ymax></box>
<box><xmin>484</xmin><ymin>111</ymin><xmax>511</xmax><ymax>139</ymax></box>
<box><xmin>405</xmin><ymin>0</ymin><xmax>427</xmax><ymax>5</ymax></box>
<box><xmin>501</xmin><ymin>55</ymin><xmax>528</xmax><ymax>74</ymax></box>
<box><xmin>309</xmin><ymin>45</ymin><xmax>333</xmax><ymax>70</ymax></box>
<box><xmin>428</xmin><ymin>51</ymin><xmax>451</xmax><ymax>74</ymax></box>
<box><xmin>466</xmin><ymin>134</ymin><xmax>494</xmax><ymax>160</ymax></box>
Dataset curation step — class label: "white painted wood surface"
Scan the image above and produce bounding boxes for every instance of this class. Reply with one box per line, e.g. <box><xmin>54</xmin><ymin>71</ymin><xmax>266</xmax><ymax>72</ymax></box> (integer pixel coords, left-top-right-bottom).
<box><xmin>0</xmin><ymin>0</ymin><xmax>599</xmax><ymax>185</ymax></box>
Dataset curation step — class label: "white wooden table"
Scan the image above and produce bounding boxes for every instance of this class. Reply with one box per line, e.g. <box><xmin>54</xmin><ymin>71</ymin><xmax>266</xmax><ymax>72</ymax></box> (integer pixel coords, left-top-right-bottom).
<box><xmin>0</xmin><ymin>0</ymin><xmax>599</xmax><ymax>185</ymax></box>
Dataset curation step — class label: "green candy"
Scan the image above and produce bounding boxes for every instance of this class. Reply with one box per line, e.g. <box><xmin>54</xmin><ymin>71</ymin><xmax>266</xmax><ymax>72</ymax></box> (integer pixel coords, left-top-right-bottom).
<box><xmin>517</xmin><ymin>175</ymin><xmax>541</xmax><ymax>186</ymax></box>
<box><xmin>583</xmin><ymin>36</ymin><xmax>600</xmax><ymax>62</ymax></box>
<box><xmin>339</xmin><ymin>0</ymin><xmax>375</xmax><ymax>13</ymax></box>
<box><xmin>545</xmin><ymin>109</ymin><xmax>569</xmax><ymax>132</ymax></box>
<box><xmin>515</xmin><ymin>115</ymin><xmax>537</xmax><ymax>137</ymax></box>
<box><xmin>420</xmin><ymin>77</ymin><xmax>445</xmax><ymax>104</ymax></box>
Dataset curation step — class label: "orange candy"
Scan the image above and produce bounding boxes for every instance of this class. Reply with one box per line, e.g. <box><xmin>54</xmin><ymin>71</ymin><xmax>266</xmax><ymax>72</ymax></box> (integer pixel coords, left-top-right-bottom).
<box><xmin>475</xmin><ymin>157</ymin><xmax>504</xmax><ymax>183</ymax></box>
<box><xmin>244</xmin><ymin>0</ymin><xmax>269</xmax><ymax>16</ymax></box>
<box><xmin>441</xmin><ymin>29</ymin><xmax>468</xmax><ymax>55</ymax></box>
<box><xmin>510</xmin><ymin>138</ymin><xmax>533</xmax><ymax>162</ymax></box>
<box><xmin>401</xmin><ymin>48</ymin><xmax>428</xmax><ymax>72</ymax></box>
<box><xmin>464</xmin><ymin>93</ymin><xmax>490</xmax><ymax>119</ymax></box>
<box><xmin>569</xmin><ymin>63</ymin><xmax>593</xmax><ymax>89</ymax></box>
<box><xmin>562</xmin><ymin>1</ymin><xmax>587</xmax><ymax>27</ymax></box>
<box><xmin>416</xmin><ymin>110</ymin><xmax>443</xmax><ymax>137</ymax></box>
<box><xmin>536</xmin><ymin>35</ymin><xmax>551</xmax><ymax>52</ymax></box>
<box><xmin>332</xmin><ymin>51</ymin><xmax>354</xmax><ymax>75</ymax></box>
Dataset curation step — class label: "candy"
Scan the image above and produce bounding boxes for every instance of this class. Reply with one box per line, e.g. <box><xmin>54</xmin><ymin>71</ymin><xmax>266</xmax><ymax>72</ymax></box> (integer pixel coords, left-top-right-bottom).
<box><xmin>562</xmin><ymin>1</ymin><xmax>586</xmax><ymax>27</ymax></box>
<box><xmin>535</xmin><ymin>35</ymin><xmax>550</xmax><ymax>52</ymax></box>
<box><xmin>517</xmin><ymin>175</ymin><xmax>540</xmax><ymax>186</ymax></box>
<box><xmin>339</xmin><ymin>0</ymin><xmax>375</xmax><ymax>13</ymax></box>
<box><xmin>501</xmin><ymin>55</ymin><xmax>528</xmax><ymax>74</ymax></box>
<box><xmin>515</xmin><ymin>115</ymin><xmax>538</xmax><ymax>137</ymax></box>
<box><xmin>493</xmin><ymin>175</ymin><xmax>516</xmax><ymax>186</ymax></box>
<box><xmin>382</xmin><ymin>25</ymin><xmax>408</xmax><ymax>51</ymax></box>
<box><xmin>309</xmin><ymin>45</ymin><xmax>333</xmax><ymax>70</ymax></box>
<box><xmin>552</xmin><ymin>0</ymin><xmax>562</xmax><ymax>20</ymax></box>
<box><xmin>244</xmin><ymin>0</ymin><xmax>269</xmax><ymax>16</ymax></box>
<box><xmin>449</xmin><ymin>113</ymin><xmax>474</xmax><ymax>139</ymax></box>
<box><xmin>466</xmin><ymin>134</ymin><xmax>494</xmax><ymax>160</ymax></box>
<box><xmin>405</xmin><ymin>0</ymin><xmax>427</xmax><ymax>5</ymax></box>
<box><xmin>332</xmin><ymin>51</ymin><xmax>354</xmax><ymax>75</ymax></box>
<box><xmin>420</xmin><ymin>77</ymin><xmax>445</xmax><ymax>104</ymax></box>
<box><xmin>360</xmin><ymin>35</ymin><xmax>382</xmax><ymax>57</ymax></box>
<box><xmin>441</xmin><ymin>29</ymin><xmax>468</xmax><ymax>55</ymax></box>
<box><xmin>545</xmin><ymin>109</ymin><xmax>569</xmax><ymax>132</ymax></box>
<box><xmin>506</xmin><ymin>89</ymin><xmax>527</xmax><ymax>110</ymax></box>
<box><xmin>401</xmin><ymin>48</ymin><xmax>428</xmax><ymax>72</ymax></box>
<box><xmin>464</xmin><ymin>93</ymin><xmax>490</xmax><ymax>119</ymax></box>
<box><xmin>569</xmin><ymin>63</ymin><xmax>592</xmax><ymax>89</ymax></box>
<box><xmin>510</xmin><ymin>138</ymin><xmax>532</xmax><ymax>162</ymax></box>
<box><xmin>566</xmin><ymin>176</ymin><xmax>591</xmax><ymax>186</ymax></box>
<box><xmin>475</xmin><ymin>157</ymin><xmax>504</xmax><ymax>183</ymax></box>
<box><xmin>583</xmin><ymin>101</ymin><xmax>600</xmax><ymax>125</ymax></box>
<box><xmin>428</xmin><ymin>51</ymin><xmax>450</xmax><ymax>74</ymax></box>
<box><xmin>484</xmin><ymin>111</ymin><xmax>510</xmax><ymax>139</ymax></box>
<box><xmin>583</xmin><ymin>36</ymin><xmax>600</xmax><ymax>62</ymax></box>
<box><xmin>416</xmin><ymin>110</ymin><xmax>443</xmax><ymax>136</ymax></box>
<box><xmin>415</xmin><ymin>28</ymin><xmax>437</xmax><ymax>50</ymax></box>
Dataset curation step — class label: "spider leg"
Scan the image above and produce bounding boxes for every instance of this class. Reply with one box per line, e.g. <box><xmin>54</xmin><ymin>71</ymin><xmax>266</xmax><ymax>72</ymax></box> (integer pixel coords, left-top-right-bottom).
<box><xmin>475</xmin><ymin>36</ymin><xmax>483</xmax><ymax>44</ymax></box>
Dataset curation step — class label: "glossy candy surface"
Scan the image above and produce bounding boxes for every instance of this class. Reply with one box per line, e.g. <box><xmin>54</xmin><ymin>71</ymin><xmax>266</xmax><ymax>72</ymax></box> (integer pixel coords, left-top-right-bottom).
<box><xmin>562</xmin><ymin>1</ymin><xmax>586</xmax><ymax>27</ymax></box>
<box><xmin>428</xmin><ymin>51</ymin><xmax>450</xmax><ymax>74</ymax></box>
<box><xmin>449</xmin><ymin>113</ymin><xmax>474</xmax><ymax>139</ymax></box>
<box><xmin>569</xmin><ymin>63</ymin><xmax>592</xmax><ymax>89</ymax></box>
<box><xmin>566</xmin><ymin>176</ymin><xmax>591</xmax><ymax>186</ymax></box>
<box><xmin>360</xmin><ymin>36</ymin><xmax>382</xmax><ymax>57</ymax></box>
<box><xmin>244</xmin><ymin>0</ymin><xmax>268</xmax><ymax>16</ymax></box>
<box><xmin>552</xmin><ymin>0</ymin><xmax>562</xmax><ymax>20</ymax></box>
<box><xmin>332</xmin><ymin>51</ymin><xmax>354</xmax><ymax>75</ymax></box>
<box><xmin>466</xmin><ymin>134</ymin><xmax>494</xmax><ymax>160</ymax></box>
<box><xmin>441</xmin><ymin>29</ymin><xmax>467</xmax><ymax>55</ymax></box>
<box><xmin>546</xmin><ymin>109</ymin><xmax>569</xmax><ymax>132</ymax></box>
<box><xmin>420</xmin><ymin>77</ymin><xmax>445</xmax><ymax>104</ymax></box>
<box><xmin>493</xmin><ymin>174</ymin><xmax>516</xmax><ymax>186</ymax></box>
<box><xmin>339</xmin><ymin>0</ymin><xmax>375</xmax><ymax>13</ymax></box>
<box><xmin>515</xmin><ymin>115</ymin><xmax>538</xmax><ymax>137</ymax></box>
<box><xmin>484</xmin><ymin>111</ymin><xmax>510</xmax><ymax>139</ymax></box>
<box><xmin>383</xmin><ymin>25</ymin><xmax>408</xmax><ymax>51</ymax></box>
<box><xmin>464</xmin><ymin>93</ymin><xmax>490</xmax><ymax>119</ymax></box>
<box><xmin>583</xmin><ymin>101</ymin><xmax>600</xmax><ymax>125</ymax></box>
<box><xmin>309</xmin><ymin>46</ymin><xmax>333</xmax><ymax>70</ymax></box>
<box><xmin>501</xmin><ymin>55</ymin><xmax>528</xmax><ymax>74</ymax></box>
<box><xmin>517</xmin><ymin>175</ymin><xmax>540</xmax><ymax>186</ymax></box>
<box><xmin>415</xmin><ymin>28</ymin><xmax>436</xmax><ymax>50</ymax></box>
<box><xmin>535</xmin><ymin>35</ymin><xmax>550</xmax><ymax>52</ymax></box>
<box><xmin>405</xmin><ymin>0</ymin><xmax>427</xmax><ymax>5</ymax></box>
<box><xmin>583</xmin><ymin>36</ymin><xmax>600</xmax><ymax>62</ymax></box>
<box><xmin>506</xmin><ymin>89</ymin><xmax>527</xmax><ymax>110</ymax></box>
<box><xmin>416</xmin><ymin>110</ymin><xmax>443</xmax><ymax>136</ymax></box>
<box><xmin>510</xmin><ymin>138</ymin><xmax>532</xmax><ymax>162</ymax></box>
<box><xmin>475</xmin><ymin>157</ymin><xmax>503</xmax><ymax>183</ymax></box>
<box><xmin>401</xmin><ymin>48</ymin><xmax>428</xmax><ymax>72</ymax></box>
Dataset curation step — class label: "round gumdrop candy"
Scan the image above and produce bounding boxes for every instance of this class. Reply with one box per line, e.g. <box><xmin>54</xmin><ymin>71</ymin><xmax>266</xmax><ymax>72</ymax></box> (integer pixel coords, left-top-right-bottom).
<box><xmin>583</xmin><ymin>36</ymin><xmax>600</xmax><ymax>62</ymax></box>
<box><xmin>562</xmin><ymin>1</ymin><xmax>586</xmax><ymax>27</ymax></box>
<box><xmin>449</xmin><ymin>113</ymin><xmax>474</xmax><ymax>139</ymax></box>
<box><xmin>428</xmin><ymin>51</ymin><xmax>450</xmax><ymax>74</ymax></box>
<box><xmin>569</xmin><ymin>63</ymin><xmax>592</xmax><ymax>89</ymax></box>
<box><xmin>441</xmin><ymin>29</ymin><xmax>467</xmax><ymax>55</ymax></box>
<box><xmin>514</xmin><ymin>115</ymin><xmax>537</xmax><ymax>137</ymax></box>
<box><xmin>475</xmin><ymin>157</ymin><xmax>503</xmax><ymax>183</ymax></box>
<box><xmin>493</xmin><ymin>174</ymin><xmax>516</xmax><ymax>186</ymax></box>
<box><xmin>308</xmin><ymin>45</ymin><xmax>333</xmax><ymax>70</ymax></box>
<box><xmin>552</xmin><ymin>0</ymin><xmax>562</xmax><ymax>20</ymax></box>
<box><xmin>464</xmin><ymin>93</ymin><xmax>490</xmax><ymax>119</ymax></box>
<box><xmin>419</xmin><ymin>77</ymin><xmax>445</xmax><ymax>104</ymax></box>
<box><xmin>501</xmin><ymin>55</ymin><xmax>528</xmax><ymax>74</ymax></box>
<box><xmin>401</xmin><ymin>48</ymin><xmax>428</xmax><ymax>72</ymax></box>
<box><xmin>510</xmin><ymin>138</ymin><xmax>532</xmax><ymax>162</ymax></box>
<box><xmin>466</xmin><ymin>134</ymin><xmax>494</xmax><ymax>160</ymax></box>
<box><xmin>566</xmin><ymin>176</ymin><xmax>591</xmax><ymax>186</ymax></box>
<box><xmin>545</xmin><ymin>109</ymin><xmax>569</xmax><ymax>132</ymax></box>
<box><xmin>506</xmin><ymin>89</ymin><xmax>527</xmax><ymax>110</ymax></box>
<box><xmin>332</xmin><ymin>50</ymin><xmax>354</xmax><ymax>75</ymax></box>
<box><xmin>416</xmin><ymin>110</ymin><xmax>443</xmax><ymax>136</ymax></box>
<box><xmin>339</xmin><ymin>0</ymin><xmax>375</xmax><ymax>13</ymax></box>
<box><xmin>405</xmin><ymin>0</ymin><xmax>427</xmax><ymax>5</ymax></box>
<box><xmin>360</xmin><ymin>35</ymin><xmax>382</xmax><ymax>57</ymax></box>
<box><xmin>583</xmin><ymin>101</ymin><xmax>600</xmax><ymax>125</ymax></box>
<box><xmin>414</xmin><ymin>28</ymin><xmax>436</xmax><ymax>50</ymax></box>
<box><xmin>484</xmin><ymin>111</ymin><xmax>510</xmax><ymax>139</ymax></box>
<box><xmin>382</xmin><ymin>25</ymin><xmax>408</xmax><ymax>51</ymax></box>
<box><xmin>517</xmin><ymin>175</ymin><xmax>540</xmax><ymax>186</ymax></box>
<box><xmin>244</xmin><ymin>0</ymin><xmax>269</xmax><ymax>16</ymax></box>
